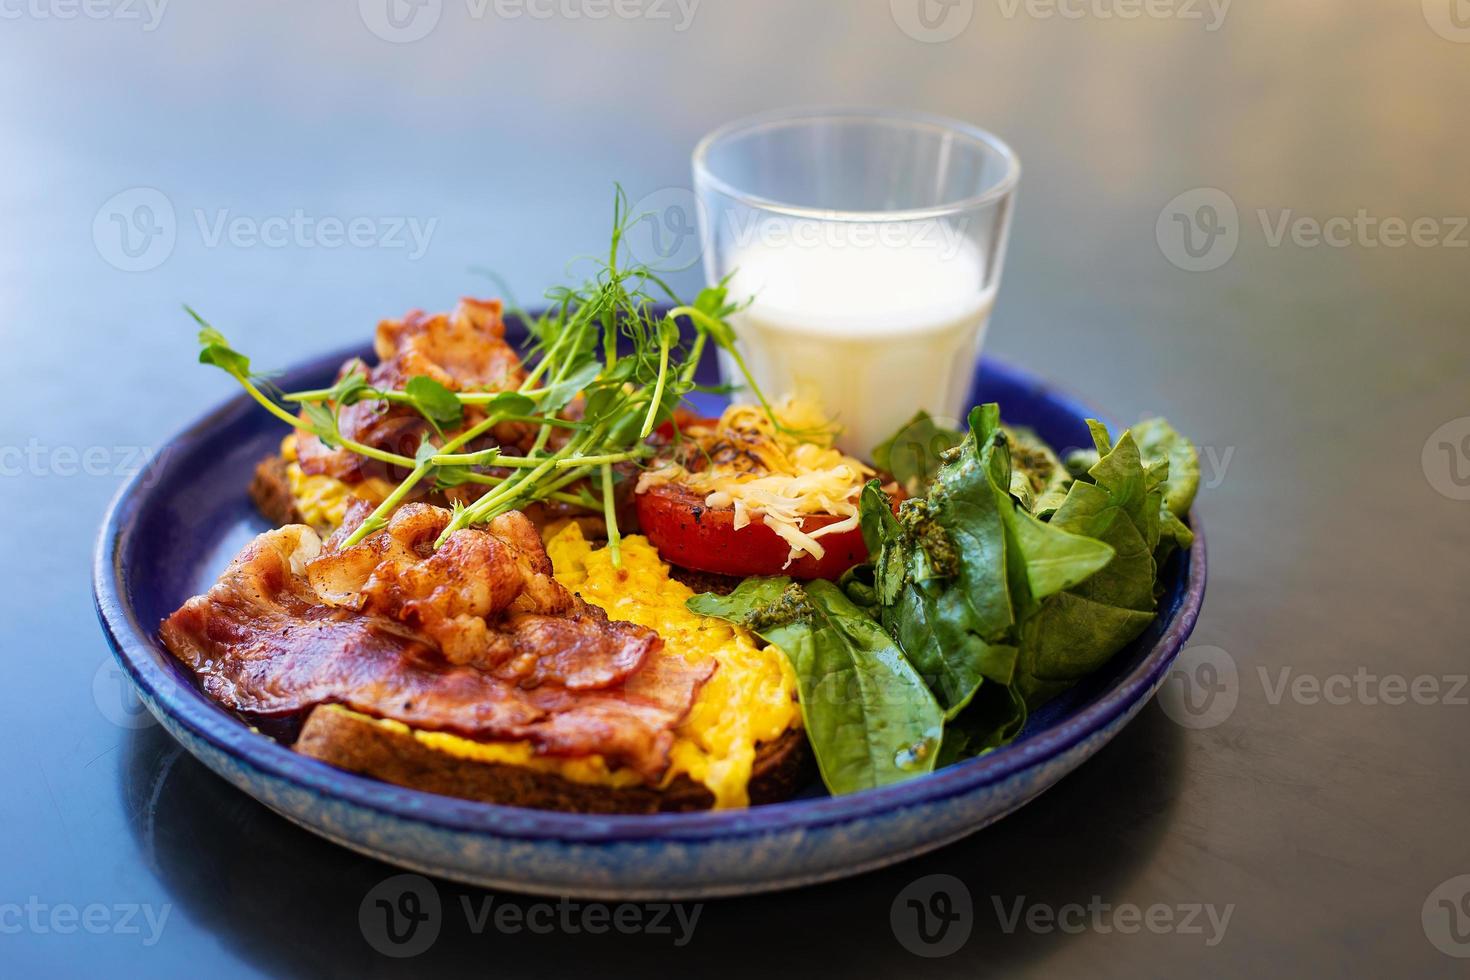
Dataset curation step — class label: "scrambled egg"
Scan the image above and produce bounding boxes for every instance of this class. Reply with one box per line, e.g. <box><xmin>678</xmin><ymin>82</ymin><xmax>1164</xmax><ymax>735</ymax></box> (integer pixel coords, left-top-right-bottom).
<box><xmin>327</xmin><ymin>525</ymin><xmax>800</xmax><ymax>808</ymax></box>
<box><xmin>544</xmin><ymin>523</ymin><xmax>801</xmax><ymax>807</ymax></box>
<box><xmin>280</xmin><ymin>435</ymin><xmax>393</xmax><ymax>532</ymax></box>
<box><xmin>277</xmin><ymin>435</ymin><xmax>801</xmax><ymax>806</ymax></box>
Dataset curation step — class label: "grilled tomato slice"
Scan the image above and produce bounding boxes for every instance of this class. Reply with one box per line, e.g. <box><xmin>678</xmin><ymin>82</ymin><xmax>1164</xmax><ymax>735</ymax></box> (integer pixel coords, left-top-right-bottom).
<box><xmin>633</xmin><ymin>481</ymin><xmax>875</xmax><ymax>581</ymax></box>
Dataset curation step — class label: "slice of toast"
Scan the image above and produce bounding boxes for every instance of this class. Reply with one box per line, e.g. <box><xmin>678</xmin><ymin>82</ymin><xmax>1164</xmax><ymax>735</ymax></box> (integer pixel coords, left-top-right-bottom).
<box><xmin>294</xmin><ymin>705</ymin><xmax>812</xmax><ymax>813</ymax></box>
<box><xmin>249</xmin><ymin>454</ymin><xmax>305</xmax><ymax>527</ymax></box>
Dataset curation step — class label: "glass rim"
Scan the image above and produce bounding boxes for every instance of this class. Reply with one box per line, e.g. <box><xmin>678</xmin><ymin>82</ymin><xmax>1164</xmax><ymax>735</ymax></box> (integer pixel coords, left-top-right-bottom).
<box><xmin>692</xmin><ymin>106</ymin><xmax>1021</xmax><ymax>223</ymax></box>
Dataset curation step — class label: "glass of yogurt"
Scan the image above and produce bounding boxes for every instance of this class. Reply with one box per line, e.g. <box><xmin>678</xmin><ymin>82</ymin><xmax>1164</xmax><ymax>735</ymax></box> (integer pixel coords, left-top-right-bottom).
<box><xmin>692</xmin><ymin>108</ymin><xmax>1020</xmax><ymax>459</ymax></box>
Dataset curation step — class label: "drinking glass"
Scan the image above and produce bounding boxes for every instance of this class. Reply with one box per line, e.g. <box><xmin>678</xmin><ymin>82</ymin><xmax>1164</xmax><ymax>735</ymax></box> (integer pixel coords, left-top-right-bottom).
<box><xmin>692</xmin><ymin>107</ymin><xmax>1020</xmax><ymax>456</ymax></box>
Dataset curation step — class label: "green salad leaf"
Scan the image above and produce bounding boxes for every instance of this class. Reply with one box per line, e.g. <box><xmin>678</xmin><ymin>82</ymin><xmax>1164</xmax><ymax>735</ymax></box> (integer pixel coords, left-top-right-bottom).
<box><xmin>1131</xmin><ymin>416</ymin><xmax>1199</xmax><ymax>519</ymax></box>
<box><xmin>697</xmin><ymin>402</ymin><xmax>1200</xmax><ymax>793</ymax></box>
<box><xmin>872</xmin><ymin>410</ymin><xmax>964</xmax><ymax>496</ymax></box>
<box><xmin>1002</xmin><ymin>424</ymin><xmax>1071</xmax><ymax>518</ymax></box>
<box><xmin>688</xmin><ymin>578</ymin><xmax>944</xmax><ymax>795</ymax></box>
<box><xmin>859</xmin><ymin>405</ymin><xmax>1116</xmax><ymax>730</ymax></box>
<box><xmin>857</xmin><ymin>404</ymin><xmax>1199</xmax><ymax>757</ymax></box>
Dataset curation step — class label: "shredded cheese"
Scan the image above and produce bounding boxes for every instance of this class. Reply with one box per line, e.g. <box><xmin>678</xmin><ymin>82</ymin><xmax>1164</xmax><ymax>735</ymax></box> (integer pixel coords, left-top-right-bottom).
<box><xmin>636</xmin><ymin>399</ymin><xmax>874</xmax><ymax>564</ymax></box>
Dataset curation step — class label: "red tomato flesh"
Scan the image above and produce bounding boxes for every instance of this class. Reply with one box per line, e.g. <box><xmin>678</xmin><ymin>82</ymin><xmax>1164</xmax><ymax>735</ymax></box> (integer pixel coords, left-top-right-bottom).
<box><xmin>634</xmin><ymin>482</ymin><xmax>873</xmax><ymax>581</ymax></box>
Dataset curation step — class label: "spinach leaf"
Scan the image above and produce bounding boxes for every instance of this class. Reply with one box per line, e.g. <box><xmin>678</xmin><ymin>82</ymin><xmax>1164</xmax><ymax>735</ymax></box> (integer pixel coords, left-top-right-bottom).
<box><xmin>699</xmin><ymin>406</ymin><xmax>1200</xmax><ymax>785</ymax></box>
<box><xmin>1131</xmin><ymin>417</ymin><xmax>1199</xmax><ymax>519</ymax></box>
<box><xmin>1009</xmin><ymin>427</ymin><xmax>1163</xmax><ymax>708</ymax></box>
<box><xmin>1001</xmin><ymin>424</ymin><xmax>1071</xmax><ymax>517</ymax></box>
<box><xmin>872</xmin><ymin>410</ymin><xmax>964</xmax><ymax>496</ymax></box>
<box><xmin>1131</xmin><ymin>416</ymin><xmax>1199</xmax><ymax>564</ymax></box>
<box><xmin>688</xmin><ymin>578</ymin><xmax>944</xmax><ymax>796</ymax></box>
<box><xmin>862</xmin><ymin>403</ymin><xmax>1211</xmax><ymax>754</ymax></box>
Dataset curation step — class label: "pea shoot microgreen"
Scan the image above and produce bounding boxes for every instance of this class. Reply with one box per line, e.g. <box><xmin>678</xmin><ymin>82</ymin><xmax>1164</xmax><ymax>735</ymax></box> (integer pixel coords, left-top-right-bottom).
<box><xmin>188</xmin><ymin>186</ymin><xmax>777</xmax><ymax>566</ymax></box>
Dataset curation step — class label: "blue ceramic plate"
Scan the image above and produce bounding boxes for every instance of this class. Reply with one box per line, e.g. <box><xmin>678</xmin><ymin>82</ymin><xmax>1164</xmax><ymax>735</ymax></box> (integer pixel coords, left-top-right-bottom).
<box><xmin>93</xmin><ymin>324</ymin><xmax>1205</xmax><ymax>900</ymax></box>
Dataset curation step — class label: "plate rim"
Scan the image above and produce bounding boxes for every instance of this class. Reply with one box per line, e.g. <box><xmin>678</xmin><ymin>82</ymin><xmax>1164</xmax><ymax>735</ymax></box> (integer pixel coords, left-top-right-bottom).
<box><xmin>92</xmin><ymin>341</ymin><xmax>1206</xmax><ymax>844</ymax></box>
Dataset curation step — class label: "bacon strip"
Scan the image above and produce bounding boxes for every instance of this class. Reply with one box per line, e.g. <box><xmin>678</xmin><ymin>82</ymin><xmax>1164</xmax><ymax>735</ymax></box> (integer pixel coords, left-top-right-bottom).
<box><xmin>295</xmin><ymin>298</ymin><xmax>528</xmax><ymax>482</ymax></box>
<box><xmin>160</xmin><ymin>509</ymin><xmax>715</xmax><ymax>780</ymax></box>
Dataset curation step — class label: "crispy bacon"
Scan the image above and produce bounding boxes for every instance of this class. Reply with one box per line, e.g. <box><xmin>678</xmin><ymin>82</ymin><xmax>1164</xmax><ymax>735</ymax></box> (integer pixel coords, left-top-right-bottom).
<box><xmin>375</xmin><ymin>298</ymin><xmax>524</xmax><ymax>392</ymax></box>
<box><xmin>295</xmin><ymin>299</ymin><xmax>528</xmax><ymax>483</ymax></box>
<box><xmin>160</xmin><ymin>508</ymin><xmax>715</xmax><ymax>780</ymax></box>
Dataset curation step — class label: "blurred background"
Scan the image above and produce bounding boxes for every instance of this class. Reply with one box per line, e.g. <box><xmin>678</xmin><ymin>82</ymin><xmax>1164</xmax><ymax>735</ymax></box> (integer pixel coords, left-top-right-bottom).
<box><xmin>3</xmin><ymin>1</ymin><xmax>1468</xmax><ymax>975</ymax></box>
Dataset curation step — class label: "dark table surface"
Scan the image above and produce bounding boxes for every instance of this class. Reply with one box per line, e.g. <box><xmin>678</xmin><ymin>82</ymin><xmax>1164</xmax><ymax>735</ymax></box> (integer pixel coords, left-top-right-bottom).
<box><xmin>4</xmin><ymin>2</ymin><xmax>1467</xmax><ymax>976</ymax></box>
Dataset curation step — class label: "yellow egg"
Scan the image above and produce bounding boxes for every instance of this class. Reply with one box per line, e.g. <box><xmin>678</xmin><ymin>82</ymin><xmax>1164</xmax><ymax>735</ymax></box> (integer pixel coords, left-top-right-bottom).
<box><xmin>544</xmin><ymin>523</ymin><xmax>802</xmax><ymax>808</ymax></box>
<box><xmin>280</xmin><ymin>435</ymin><xmax>394</xmax><ymax>532</ymax></box>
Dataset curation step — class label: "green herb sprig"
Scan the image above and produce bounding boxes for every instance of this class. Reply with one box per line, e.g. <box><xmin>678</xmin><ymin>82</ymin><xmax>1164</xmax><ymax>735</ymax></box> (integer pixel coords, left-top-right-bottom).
<box><xmin>189</xmin><ymin>186</ymin><xmax>773</xmax><ymax>565</ymax></box>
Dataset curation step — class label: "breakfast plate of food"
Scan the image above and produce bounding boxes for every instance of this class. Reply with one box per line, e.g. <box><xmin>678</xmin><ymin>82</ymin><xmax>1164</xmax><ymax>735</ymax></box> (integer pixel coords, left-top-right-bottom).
<box><xmin>93</xmin><ymin>188</ymin><xmax>1204</xmax><ymax>899</ymax></box>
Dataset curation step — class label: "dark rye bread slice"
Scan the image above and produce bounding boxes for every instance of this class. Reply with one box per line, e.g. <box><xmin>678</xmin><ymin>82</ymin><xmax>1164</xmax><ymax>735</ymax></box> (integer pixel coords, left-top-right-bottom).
<box><xmin>249</xmin><ymin>454</ymin><xmax>305</xmax><ymax>527</ymax></box>
<box><xmin>294</xmin><ymin>705</ymin><xmax>812</xmax><ymax>814</ymax></box>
